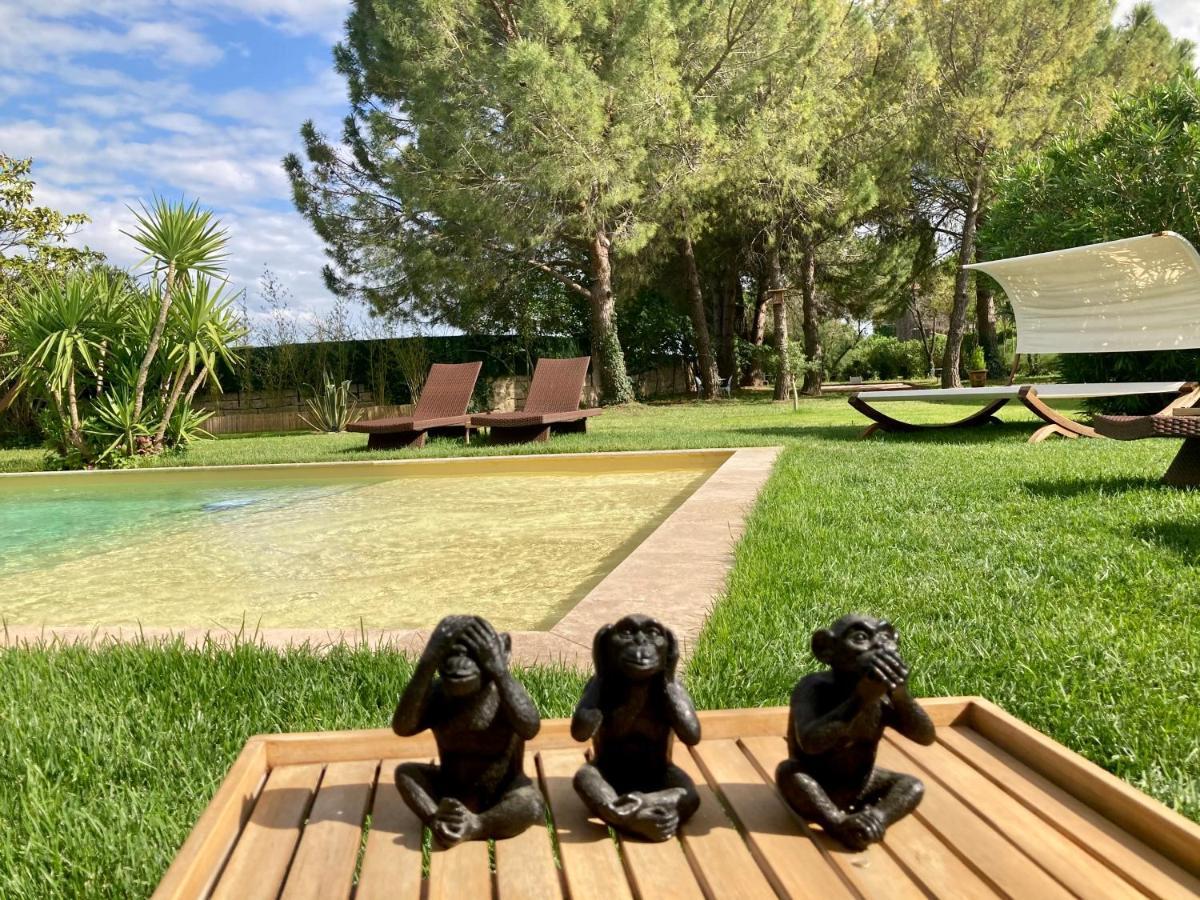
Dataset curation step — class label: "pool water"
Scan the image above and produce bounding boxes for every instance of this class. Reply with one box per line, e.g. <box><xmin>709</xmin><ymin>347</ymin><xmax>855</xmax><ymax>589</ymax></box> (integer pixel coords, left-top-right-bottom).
<box><xmin>0</xmin><ymin>456</ymin><xmax>720</xmax><ymax>631</ymax></box>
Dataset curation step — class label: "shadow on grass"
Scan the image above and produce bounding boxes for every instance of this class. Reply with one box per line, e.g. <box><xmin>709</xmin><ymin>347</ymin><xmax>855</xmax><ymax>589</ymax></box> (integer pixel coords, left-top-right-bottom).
<box><xmin>730</xmin><ymin>421</ymin><xmax>1035</xmax><ymax>446</ymax></box>
<box><xmin>1129</xmin><ymin>520</ymin><xmax>1200</xmax><ymax>559</ymax></box>
<box><xmin>1019</xmin><ymin>476</ymin><xmax>1160</xmax><ymax>498</ymax></box>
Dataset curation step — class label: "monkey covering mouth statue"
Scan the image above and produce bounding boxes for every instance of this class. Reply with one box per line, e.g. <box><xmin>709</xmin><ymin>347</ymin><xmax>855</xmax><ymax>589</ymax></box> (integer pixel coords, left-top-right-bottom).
<box><xmin>391</xmin><ymin>615</ymin><xmax>545</xmax><ymax>846</ymax></box>
<box><xmin>571</xmin><ymin>614</ymin><xmax>702</xmax><ymax>842</ymax></box>
<box><xmin>776</xmin><ymin>614</ymin><xmax>935</xmax><ymax>850</ymax></box>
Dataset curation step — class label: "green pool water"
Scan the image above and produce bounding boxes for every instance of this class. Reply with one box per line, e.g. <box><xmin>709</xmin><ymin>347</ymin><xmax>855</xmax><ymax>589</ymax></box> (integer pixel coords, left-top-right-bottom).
<box><xmin>0</xmin><ymin>455</ymin><xmax>720</xmax><ymax>631</ymax></box>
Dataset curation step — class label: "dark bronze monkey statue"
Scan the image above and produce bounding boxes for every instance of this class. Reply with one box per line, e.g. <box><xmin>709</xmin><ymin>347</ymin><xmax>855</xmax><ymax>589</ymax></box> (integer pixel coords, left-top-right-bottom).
<box><xmin>776</xmin><ymin>614</ymin><xmax>935</xmax><ymax>850</ymax></box>
<box><xmin>392</xmin><ymin>615</ymin><xmax>545</xmax><ymax>846</ymax></box>
<box><xmin>572</xmin><ymin>614</ymin><xmax>701</xmax><ymax>842</ymax></box>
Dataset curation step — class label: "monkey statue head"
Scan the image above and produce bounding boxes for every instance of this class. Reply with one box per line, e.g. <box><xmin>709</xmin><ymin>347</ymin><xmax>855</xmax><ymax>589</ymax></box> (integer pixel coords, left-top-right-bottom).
<box><xmin>594</xmin><ymin>613</ymin><xmax>679</xmax><ymax>683</ymax></box>
<box><xmin>433</xmin><ymin>615</ymin><xmax>513</xmax><ymax>698</ymax></box>
<box><xmin>811</xmin><ymin>614</ymin><xmax>898</xmax><ymax>675</ymax></box>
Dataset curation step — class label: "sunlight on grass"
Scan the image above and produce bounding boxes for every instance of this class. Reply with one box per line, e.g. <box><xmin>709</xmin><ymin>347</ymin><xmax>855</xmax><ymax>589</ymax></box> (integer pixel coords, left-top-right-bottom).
<box><xmin>2</xmin><ymin>395</ymin><xmax>1198</xmax><ymax>897</ymax></box>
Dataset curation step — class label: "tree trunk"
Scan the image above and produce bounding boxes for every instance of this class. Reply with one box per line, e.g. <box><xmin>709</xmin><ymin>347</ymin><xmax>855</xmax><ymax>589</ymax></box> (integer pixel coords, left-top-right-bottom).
<box><xmin>742</xmin><ymin>275</ymin><xmax>769</xmax><ymax>386</ymax></box>
<box><xmin>718</xmin><ymin>266</ymin><xmax>739</xmax><ymax>379</ymax></box>
<box><xmin>679</xmin><ymin>236</ymin><xmax>718</xmax><ymax>399</ymax></box>
<box><xmin>154</xmin><ymin>363</ymin><xmax>190</xmax><ymax>448</ymax></box>
<box><xmin>66</xmin><ymin>369</ymin><xmax>84</xmax><ymax>450</ymax></box>
<box><xmin>974</xmin><ymin>242</ymin><xmax>997</xmax><ymax>371</ymax></box>
<box><xmin>769</xmin><ymin>233</ymin><xmax>790</xmax><ymax>401</ymax></box>
<box><xmin>588</xmin><ymin>229</ymin><xmax>634</xmax><ymax>405</ymax></box>
<box><xmin>133</xmin><ymin>262</ymin><xmax>176</xmax><ymax>418</ymax></box>
<box><xmin>184</xmin><ymin>365</ymin><xmax>210</xmax><ymax>406</ymax></box>
<box><xmin>799</xmin><ymin>234</ymin><xmax>822</xmax><ymax>396</ymax></box>
<box><xmin>941</xmin><ymin>158</ymin><xmax>987</xmax><ymax>388</ymax></box>
<box><xmin>0</xmin><ymin>378</ymin><xmax>23</xmax><ymax>415</ymax></box>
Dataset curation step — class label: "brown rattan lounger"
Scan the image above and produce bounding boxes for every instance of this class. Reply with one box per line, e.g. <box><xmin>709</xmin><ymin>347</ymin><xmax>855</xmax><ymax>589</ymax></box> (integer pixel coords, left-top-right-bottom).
<box><xmin>1094</xmin><ymin>410</ymin><xmax>1200</xmax><ymax>487</ymax></box>
<box><xmin>471</xmin><ymin>356</ymin><xmax>602</xmax><ymax>444</ymax></box>
<box><xmin>348</xmin><ymin>361</ymin><xmax>482</xmax><ymax>450</ymax></box>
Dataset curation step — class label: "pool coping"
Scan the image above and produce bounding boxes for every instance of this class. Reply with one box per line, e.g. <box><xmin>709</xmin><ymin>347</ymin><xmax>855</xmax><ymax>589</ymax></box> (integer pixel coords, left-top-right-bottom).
<box><xmin>1</xmin><ymin>446</ymin><xmax>782</xmax><ymax>668</ymax></box>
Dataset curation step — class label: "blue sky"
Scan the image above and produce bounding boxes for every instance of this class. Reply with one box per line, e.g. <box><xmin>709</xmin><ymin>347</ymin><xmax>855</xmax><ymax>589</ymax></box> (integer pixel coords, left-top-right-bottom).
<box><xmin>0</xmin><ymin>0</ymin><xmax>1197</xmax><ymax>331</ymax></box>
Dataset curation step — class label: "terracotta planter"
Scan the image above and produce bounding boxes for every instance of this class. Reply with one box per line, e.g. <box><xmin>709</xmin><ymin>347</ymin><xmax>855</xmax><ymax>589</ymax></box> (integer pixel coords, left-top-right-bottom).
<box><xmin>968</xmin><ymin>369</ymin><xmax>988</xmax><ymax>388</ymax></box>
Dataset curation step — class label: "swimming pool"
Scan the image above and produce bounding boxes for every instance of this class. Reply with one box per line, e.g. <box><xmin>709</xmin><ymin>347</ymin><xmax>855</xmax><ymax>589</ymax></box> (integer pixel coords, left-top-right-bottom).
<box><xmin>0</xmin><ymin>452</ymin><xmax>729</xmax><ymax>631</ymax></box>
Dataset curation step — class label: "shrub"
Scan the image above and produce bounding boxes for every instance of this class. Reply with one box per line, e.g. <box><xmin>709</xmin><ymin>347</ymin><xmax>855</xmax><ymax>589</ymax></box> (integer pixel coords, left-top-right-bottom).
<box><xmin>300</xmin><ymin>373</ymin><xmax>361</xmax><ymax>432</ymax></box>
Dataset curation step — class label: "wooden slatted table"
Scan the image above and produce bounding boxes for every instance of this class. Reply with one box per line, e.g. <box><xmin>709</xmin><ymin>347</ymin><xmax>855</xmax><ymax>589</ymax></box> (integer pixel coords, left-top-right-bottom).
<box><xmin>153</xmin><ymin>697</ymin><xmax>1200</xmax><ymax>899</ymax></box>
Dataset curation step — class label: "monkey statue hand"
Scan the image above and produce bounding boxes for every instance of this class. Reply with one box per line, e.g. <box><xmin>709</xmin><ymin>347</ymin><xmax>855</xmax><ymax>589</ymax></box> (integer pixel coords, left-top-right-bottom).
<box><xmin>420</xmin><ymin>616</ymin><xmax>468</xmax><ymax>665</ymax></box>
<box><xmin>460</xmin><ymin>617</ymin><xmax>507</xmax><ymax>678</ymax></box>
<box><xmin>856</xmin><ymin>647</ymin><xmax>904</xmax><ymax>698</ymax></box>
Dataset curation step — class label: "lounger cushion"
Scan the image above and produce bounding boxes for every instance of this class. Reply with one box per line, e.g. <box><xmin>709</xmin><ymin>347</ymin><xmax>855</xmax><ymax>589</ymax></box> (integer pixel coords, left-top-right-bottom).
<box><xmin>347</xmin><ymin>415</ymin><xmax>469</xmax><ymax>434</ymax></box>
<box><xmin>854</xmin><ymin>382</ymin><xmax>1187</xmax><ymax>404</ymax></box>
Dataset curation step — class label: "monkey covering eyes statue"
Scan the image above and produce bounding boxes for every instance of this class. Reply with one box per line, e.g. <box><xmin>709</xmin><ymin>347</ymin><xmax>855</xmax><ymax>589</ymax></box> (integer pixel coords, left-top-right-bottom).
<box><xmin>776</xmin><ymin>614</ymin><xmax>935</xmax><ymax>851</ymax></box>
<box><xmin>391</xmin><ymin>615</ymin><xmax>545</xmax><ymax>846</ymax></box>
<box><xmin>572</xmin><ymin>614</ymin><xmax>701</xmax><ymax>842</ymax></box>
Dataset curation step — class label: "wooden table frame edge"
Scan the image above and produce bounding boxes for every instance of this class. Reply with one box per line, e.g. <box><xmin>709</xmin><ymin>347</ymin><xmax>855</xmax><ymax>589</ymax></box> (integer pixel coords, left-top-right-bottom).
<box><xmin>152</xmin><ymin>696</ymin><xmax>1200</xmax><ymax>899</ymax></box>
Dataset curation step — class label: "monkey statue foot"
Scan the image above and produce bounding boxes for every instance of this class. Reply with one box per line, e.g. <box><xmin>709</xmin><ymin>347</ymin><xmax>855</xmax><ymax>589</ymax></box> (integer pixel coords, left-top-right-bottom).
<box><xmin>430</xmin><ymin>798</ymin><xmax>483</xmax><ymax>847</ymax></box>
<box><xmin>607</xmin><ymin>792</ymin><xmax>682</xmax><ymax>842</ymax></box>
<box><xmin>830</xmin><ymin>808</ymin><xmax>886</xmax><ymax>851</ymax></box>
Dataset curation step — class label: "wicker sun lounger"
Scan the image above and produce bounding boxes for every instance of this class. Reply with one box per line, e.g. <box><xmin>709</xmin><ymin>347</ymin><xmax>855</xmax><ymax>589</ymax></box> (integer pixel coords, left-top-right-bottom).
<box><xmin>471</xmin><ymin>356</ymin><xmax>602</xmax><ymax>444</ymax></box>
<box><xmin>850</xmin><ymin>232</ymin><xmax>1200</xmax><ymax>442</ymax></box>
<box><xmin>348</xmin><ymin>361</ymin><xmax>482</xmax><ymax>450</ymax></box>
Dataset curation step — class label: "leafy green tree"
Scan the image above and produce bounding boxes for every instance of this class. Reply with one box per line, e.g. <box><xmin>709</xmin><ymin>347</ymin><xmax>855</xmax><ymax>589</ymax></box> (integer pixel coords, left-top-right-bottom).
<box><xmin>286</xmin><ymin>0</ymin><xmax>705</xmax><ymax>404</ymax></box>
<box><xmin>918</xmin><ymin>0</ymin><xmax>1192</xmax><ymax>386</ymax></box>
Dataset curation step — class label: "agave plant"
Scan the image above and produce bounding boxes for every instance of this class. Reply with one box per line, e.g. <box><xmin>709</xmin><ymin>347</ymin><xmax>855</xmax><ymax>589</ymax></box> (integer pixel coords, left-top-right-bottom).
<box><xmin>86</xmin><ymin>390</ymin><xmax>155</xmax><ymax>461</ymax></box>
<box><xmin>300</xmin><ymin>372</ymin><xmax>362</xmax><ymax>432</ymax></box>
<box><xmin>166</xmin><ymin>399</ymin><xmax>214</xmax><ymax>448</ymax></box>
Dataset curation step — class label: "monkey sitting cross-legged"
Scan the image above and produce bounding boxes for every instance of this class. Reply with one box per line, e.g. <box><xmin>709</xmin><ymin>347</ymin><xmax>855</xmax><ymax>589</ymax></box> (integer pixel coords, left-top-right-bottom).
<box><xmin>571</xmin><ymin>614</ymin><xmax>701</xmax><ymax>842</ymax></box>
<box><xmin>391</xmin><ymin>615</ymin><xmax>545</xmax><ymax>846</ymax></box>
<box><xmin>776</xmin><ymin>614</ymin><xmax>935</xmax><ymax>851</ymax></box>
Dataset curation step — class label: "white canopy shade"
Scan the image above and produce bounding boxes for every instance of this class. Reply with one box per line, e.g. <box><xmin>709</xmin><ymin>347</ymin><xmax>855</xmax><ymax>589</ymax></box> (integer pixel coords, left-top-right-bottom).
<box><xmin>965</xmin><ymin>232</ymin><xmax>1200</xmax><ymax>354</ymax></box>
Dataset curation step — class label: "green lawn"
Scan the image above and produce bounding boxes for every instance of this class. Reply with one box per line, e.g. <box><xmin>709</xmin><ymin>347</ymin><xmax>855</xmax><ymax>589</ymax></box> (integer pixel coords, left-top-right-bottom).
<box><xmin>2</xmin><ymin>394</ymin><xmax>1199</xmax><ymax>897</ymax></box>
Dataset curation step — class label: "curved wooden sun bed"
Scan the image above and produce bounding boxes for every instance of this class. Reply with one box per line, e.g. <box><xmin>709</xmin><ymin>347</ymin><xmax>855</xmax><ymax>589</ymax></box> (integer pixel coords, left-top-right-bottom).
<box><xmin>852</xmin><ymin>381</ymin><xmax>1200</xmax><ymax>442</ymax></box>
<box><xmin>850</xmin><ymin>232</ymin><xmax>1200</xmax><ymax>442</ymax></box>
<box><xmin>471</xmin><ymin>356</ymin><xmax>602</xmax><ymax>444</ymax></box>
<box><xmin>348</xmin><ymin>361</ymin><xmax>482</xmax><ymax>450</ymax></box>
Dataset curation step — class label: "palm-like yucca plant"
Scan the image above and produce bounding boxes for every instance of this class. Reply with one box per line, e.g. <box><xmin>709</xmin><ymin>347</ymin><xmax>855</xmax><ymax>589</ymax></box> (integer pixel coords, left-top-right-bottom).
<box><xmin>152</xmin><ymin>275</ymin><xmax>246</xmax><ymax>448</ymax></box>
<box><xmin>300</xmin><ymin>372</ymin><xmax>362</xmax><ymax>432</ymax></box>
<box><xmin>1</xmin><ymin>272</ymin><xmax>112</xmax><ymax>449</ymax></box>
<box><xmin>122</xmin><ymin>197</ymin><xmax>229</xmax><ymax>420</ymax></box>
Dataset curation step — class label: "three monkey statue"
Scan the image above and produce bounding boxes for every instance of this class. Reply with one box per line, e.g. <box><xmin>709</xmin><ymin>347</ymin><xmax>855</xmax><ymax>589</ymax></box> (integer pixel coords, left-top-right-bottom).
<box><xmin>391</xmin><ymin>611</ymin><xmax>933</xmax><ymax>849</ymax></box>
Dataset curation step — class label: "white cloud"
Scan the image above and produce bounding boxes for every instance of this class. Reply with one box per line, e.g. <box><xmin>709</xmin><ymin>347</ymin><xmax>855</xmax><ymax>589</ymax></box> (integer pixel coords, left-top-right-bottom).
<box><xmin>1114</xmin><ymin>0</ymin><xmax>1200</xmax><ymax>47</ymax></box>
<box><xmin>0</xmin><ymin>1</ymin><xmax>353</xmax><ymax>318</ymax></box>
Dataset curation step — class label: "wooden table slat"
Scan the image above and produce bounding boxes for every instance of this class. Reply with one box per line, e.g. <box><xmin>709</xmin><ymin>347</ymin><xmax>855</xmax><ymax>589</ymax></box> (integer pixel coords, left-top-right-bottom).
<box><xmin>618</xmin><ymin>825</ymin><xmax>706</xmax><ymax>900</ymax></box>
<box><xmin>874</xmin><ymin>741</ymin><xmax>1075</xmax><ymax>900</ymax></box>
<box><xmin>354</xmin><ymin>759</ymin><xmax>424</xmax><ymax>900</ymax></box>
<box><xmin>740</xmin><ymin>736</ymin><xmax>929</xmax><ymax>900</ymax></box>
<box><xmin>538</xmin><ymin>749</ymin><xmax>634</xmax><ymax>900</ymax></box>
<box><xmin>691</xmin><ymin>739</ymin><xmax>854</xmax><ymax>900</ymax></box>
<box><xmin>673</xmin><ymin>749</ymin><xmax>778</xmax><ymax>900</ymax></box>
<box><xmin>428</xmin><ymin>836</ymin><xmax>492</xmax><ymax>900</ymax></box>
<box><xmin>278</xmin><ymin>760</ymin><xmax>377</xmax><ymax>900</ymax></box>
<box><xmin>493</xmin><ymin>754</ymin><xmax>563</xmax><ymax>900</ymax></box>
<box><xmin>888</xmin><ymin>736</ymin><xmax>1147</xmax><ymax>899</ymax></box>
<box><xmin>940</xmin><ymin>726</ymin><xmax>1200</xmax><ymax>900</ymax></box>
<box><xmin>209</xmin><ymin>762</ymin><xmax>323</xmax><ymax>900</ymax></box>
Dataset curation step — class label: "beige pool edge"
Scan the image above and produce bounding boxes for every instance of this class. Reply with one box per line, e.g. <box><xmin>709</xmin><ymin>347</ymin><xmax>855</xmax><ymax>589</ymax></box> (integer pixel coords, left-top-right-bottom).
<box><xmin>1</xmin><ymin>446</ymin><xmax>782</xmax><ymax>667</ymax></box>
